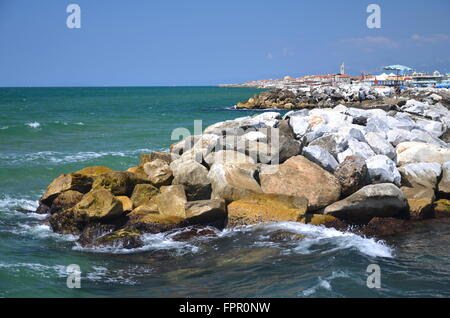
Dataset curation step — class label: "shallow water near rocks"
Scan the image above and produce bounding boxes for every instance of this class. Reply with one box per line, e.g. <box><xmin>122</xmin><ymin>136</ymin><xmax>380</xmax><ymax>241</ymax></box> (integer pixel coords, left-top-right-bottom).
<box><xmin>1</xmin><ymin>87</ymin><xmax>450</xmax><ymax>297</ymax></box>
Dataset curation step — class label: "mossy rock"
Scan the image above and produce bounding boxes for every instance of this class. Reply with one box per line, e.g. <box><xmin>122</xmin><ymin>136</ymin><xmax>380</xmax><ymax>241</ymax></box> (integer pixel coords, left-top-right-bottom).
<box><xmin>130</xmin><ymin>184</ymin><xmax>160</xmax><ymax>208</ymax></box>
<box><xmin>434</xmin><ymin>199</ymin><xmax>450</xmax><ymax>218</ymax></box>
<box><xmin>128</xmin><ymin>213</ymin><xmax>186</xmax><ymax>234</ymax></box>
<box><xmin>116</xmin><ymin>196</ymin><xmax>133</xmax><ymax>212</ymax></box>
<box><xmin>92</xmin><ymin>171</ymin><xmax>150</xmax><ymax>196</ymax></box>
<box><xmin>139</xmin><ymin>152</ymin><xmax>173</xmax><ymax>166</ymax></box>
<box><xmin>49</xmin><ymin>208</ymin><xmax>85</xmax><ymax>235</ymax></box>
<box><xmin>79</xmin><ymin>226</ymin><xmax>143</xmax><ymax>249</ymax></box>
<box><xmin>73</xmin><ymin>189</ymin><xmax>124</xmax><ymax>221</ymax></box>
<box><xmin>40</xmin><ymin>173</ymin><xmax>93</xmax><ymax>206</ymax></box>
<box><xmin>94</xmin><ymin>227</ymin><xmax>143</xmax><ymax>249</ymax></box>
<box><xmin>49</xmin><ymin>190</ymin><xmax>84</xmax><ymax>215</ymax></box>
<box><xmin>226</xmin><ymin>193</ymin><xmax>308</xmax><ymax>227</ymax></box>
<box><xmin>268</xmin><ymin>230</ymin><xmax>305</xmax><ymax>242</ymax></box>
<box><xmin>76</xmin><ymin>166</ymin><xmax>114</xmax><ymax>176</ymax></box>
<box><xmin>299</xmin><ymin>214</ymin><xmax>338</xmax><ymax>226</ymax></box>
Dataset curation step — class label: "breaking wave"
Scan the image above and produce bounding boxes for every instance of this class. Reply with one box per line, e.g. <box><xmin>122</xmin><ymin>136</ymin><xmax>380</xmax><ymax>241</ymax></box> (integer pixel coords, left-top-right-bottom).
<box><xmin>25</xmin><ymin>122</ymin><xmax>41</xmax><ymax>128</ymax></box>
<box><xmin>221</xmin><ymin>222</ymin><xmax>394</xmax><ymax>258</ymax></box>
<box><xmin>0</xmin><ymin>195</ymin><xmax>39</xmax><ymax>213</ymax></box>
<box><xmin>72</xmin><ymin>222</ymin><xmax>393</xmax><ymax>259</ymax></box>
<box><xmin>0</xmin><ymin>148</ymin><xmax>164</xmax><ymax>166</ymax></box>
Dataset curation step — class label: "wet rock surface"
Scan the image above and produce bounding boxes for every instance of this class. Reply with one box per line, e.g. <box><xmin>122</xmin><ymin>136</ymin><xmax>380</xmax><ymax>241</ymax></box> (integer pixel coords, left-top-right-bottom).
<box><xmin>36</xmin><ymin>89</ymin><xmax>450</xmax><ymax>247</ymax></box>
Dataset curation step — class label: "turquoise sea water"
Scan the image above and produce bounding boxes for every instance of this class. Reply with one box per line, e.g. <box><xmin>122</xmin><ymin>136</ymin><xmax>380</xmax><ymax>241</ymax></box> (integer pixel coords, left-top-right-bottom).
<box><xmin>1</xmin><ymin>86</ymin><xmax>450</xmax><ymax>297</ymax></box>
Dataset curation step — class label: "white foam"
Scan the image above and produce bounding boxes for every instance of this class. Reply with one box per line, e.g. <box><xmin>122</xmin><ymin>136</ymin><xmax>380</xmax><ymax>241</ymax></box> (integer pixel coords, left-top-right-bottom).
<box><xmin>72</xmin><ymin>231</ymin><xmax>199</xmax><ymax>255</ymax></box>
<box><xmin>0</xmin><ymin>262</ymin><xmax>68</xmax><ymax>278</ymax></box>
<box><xmin>0</xmin><ymin>148</ymin><xmax>163</xmax><ymax>165</ymax></box>
<box><xmin>0</xmin><ymin>126</ymin><xmax>8</xmax><ymax>130</ymax></box>
<box><xmin>11</xmin><ymin>223</ymin><xmax>78</xmax><ymax>241</ymax></box>
<box><xmin>236</xmin><ymin>222</ymin><xmax>394</xmax><ymax>258</ymax></box>
<box><xmin>25</xmin><ymin>122</ymin><xmax>40</xmax><ymax>128</ymax></box>
<box><xmin>0</xmin><ymin>195</ymin><xmax>39</xmax><ymax>213</ymax></box>
<box><xmin>300</xmin><ymin>271</ymin><xmax>348</xmax><ymax>296</ymax></box>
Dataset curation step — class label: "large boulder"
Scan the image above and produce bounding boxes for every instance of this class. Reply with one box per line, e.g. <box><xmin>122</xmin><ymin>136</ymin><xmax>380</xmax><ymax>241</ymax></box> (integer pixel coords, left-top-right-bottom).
<box><xmin>170</xmin><ymin>135</ymin><xmax>199</xmax><ymax>156</ymax></box>
<box><xmin>92</xmin><ymin>171</ymin><xmax>150</xmax><ymax>196</ymax></box>
<box><xmin>170</xmin><ymin>159</ymin><xmax>212</xmax><ymax>200</ymax></box>
<box><xmin>75</xmin><ymin>166</ymin><xmax>114</xmax><ymax>177</ymax></box>
<box><xmin>40</xmin><ymin>173</ymin><xmax>93</xmax><ymax>206</ymax></box>
<box><xmin>359</xmin><ymin>217</ymin><xmax>412</xmax><ymax>238</ymax></box>
<box><xmin>259</xmin><ymin>156</ymin><xmax>341</xmax><ymax>211</ymax></box>
<box><xmin>184</xmin><ymin>199</ymin><xmax>227</xmax><ymax>228</ymax></box>
<box><xmin>324</xmin><ymin>183</ymin><xmax>409</xmax><ymax>224</ymax></box>
<box><xmin>208</xmin><ymin>163</ymin><xmax>262</xmax><ymax>202</ymax></box>
<box><xmin>302</xmin><ymin>145</ymin><xmax>338</xmax><ymax>173</ymax></box>
<box><xmin>139</xmin><ymin>152</ymin><xmax>173</xmax><ymax>166</ymax></box>
<box><xmin>334</xmin><ymin>155</ymin><xmax>368</xmax><ymax>197</ymax></box>
<box><xmin>438</xmin><ymin>161</ymin><xmax>450</xmax><ymax>197</ymax></box>
<box><xmin>130</xmin><ymin>184</ymin><xmax>159</xmax><ymax>208</ymax></box>
<box><xmin>414</xmin><ymin>118</ymin><xmax>445</xmax><ymax>138</ymax></box>
<box><xmin>227</xmin><ymin>193</ymin><xmax>308</xmax><ymax>227</ymax></box>
<box><xmin>204</xmin><ymin>150</ymin><xmax>255</xmax><ymax>166</ymax></box>
<box><xmin>128</xmin><ymin>213</ymin><xmax>185</xmax><ymax>234</ymax></box>
<box><xmin>50</xmin><ymin>189</ymin><xmax>126</xmax><ymax>235</ymax></box>
<box><xmin>387</xmin><ymin>129</ymin><xmax>413</xmax><ymax>147</ymax></box>
<box><xmin>49</xmin><ymin>190</ymin><xmax>84</xmax><ymax>215</ymax></box>
<box><xmin>399</xmin><ymin>162</ymin><xmax>442</xmax><ymax>219</ymax></box>
<box><xmin>143</xmin><ymin>158</ymin><xmax>173</xmax><ymax>187</ymax></box>
<box><xmin>129</xmin><ymin>196</ymin><xmax>227</xmax><ymax>232</ymax></box>
<box><xmin>116</xmin><ymin>196</ymin><xmax>133</xmax><ymax>213</ymax></box>
<box><xmin>396</xmin><ymin>142</ymin><xmax>450</xmax><ymax>166</ymax></box>
<box><xmin>156</xmin><ymin>185</ymin><xmax>188</xmax><ymax>218</ymax></box>
<box><xmin>271</xmin><ymin>120</ymin><xmax>303</xmax><ymax>163</ymax></box>
<box><xmin>309</xmin><ymin>133</ymin><xmax>348</xmax><ymax>158</ymax></box>
<box><xmin>337</xmin><ymin>139</ymin><xmax>376</xmax><ymax>163</ymax></box>
<box><xmin>364</xmin><ymin>132</ymin><xmax>396</xmax><ymax>160</ymax></box>
<box><xmin>366</xmin><ymin>155</ymin><xmax>401</xmax><ymax>186</ymax></box>
<box><xmin>72</xmin><ymin>189</ymin><xmax>125</xmax><ymax>221</ymax></box>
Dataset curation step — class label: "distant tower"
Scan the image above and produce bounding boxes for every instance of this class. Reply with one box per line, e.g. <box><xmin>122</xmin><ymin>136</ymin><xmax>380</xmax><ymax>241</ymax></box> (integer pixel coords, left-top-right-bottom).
<box><xmin>340</xmin><ymin>62</ymin><xmax>345</xmax><ymax>75</ymax></box>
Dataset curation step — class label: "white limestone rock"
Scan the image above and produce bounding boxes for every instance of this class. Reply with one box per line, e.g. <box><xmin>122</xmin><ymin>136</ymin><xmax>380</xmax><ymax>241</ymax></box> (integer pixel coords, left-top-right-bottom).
<box><xmin>302</xmin><ymin>145</ymin><xmax>339</xmax><ymax>173</ymax></box>
<box><xmin>366</xmin><ymin>155</ymin><xmax>402</xmax><ymax>186</ymax></box>
<box><xmin>365</xmin><ymin>132</ymin><xmax>396</xmax><ymax>160</ymax></box>
<box><xmin>337</xmin><ymin>139</ymin><xmax>376</xmax><ymax>163</ymax></box>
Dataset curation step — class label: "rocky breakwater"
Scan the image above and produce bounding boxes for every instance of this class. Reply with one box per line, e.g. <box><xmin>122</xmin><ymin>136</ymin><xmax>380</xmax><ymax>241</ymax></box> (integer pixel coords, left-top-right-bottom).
<box><xmin>36</xmin><ymin>100</ymin><xmax>450</xmax><ymax>249</ymax></box>
<box><xmin>236</xmin><ymin>86</ymin><xmax>450</xmax><ymax>111</ymax></box>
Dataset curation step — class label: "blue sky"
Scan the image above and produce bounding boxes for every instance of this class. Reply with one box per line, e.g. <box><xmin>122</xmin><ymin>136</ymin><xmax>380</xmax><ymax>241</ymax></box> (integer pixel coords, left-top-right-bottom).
<box><xmin>1</xmin><ymin>0</ymin><xmax>449</xmax><ymax>86</ymax></box>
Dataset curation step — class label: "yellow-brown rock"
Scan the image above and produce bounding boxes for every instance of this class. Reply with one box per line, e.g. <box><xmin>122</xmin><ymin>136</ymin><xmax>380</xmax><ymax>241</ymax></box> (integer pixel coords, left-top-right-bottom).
<box><xmin>40</xmin><ymin>173</ymin><xmax>93</xmax><ymax>205</ymax></box>
<box><xmin>156</xmin><ymin>185</ymin><xmax>188</xmax><ymax>218</ymax></box>
<box><xmin>434</xmin><ymin>199</ymin><xmax>450</xmax><ymax>218</ymax></box>
<box><xmin>260</xmin><ymin>156</ymin><xmax>341</xmax><ymax>211</ymax></box>
<box><xmin>76</xmin><ymin>166</ymin><xmax>114</xmax><ymax>176</ymax></box>
<box><xmin>92</xmin><ymin>171</ymin><xmax>150</xmax><ymax>196</ymax></box>
<box><xmin>73</xmin><ymin>189</ymin><xmax>124</xmax><ymax>220</ymax></box>
<box><xmin>227</xmin><ymin>193</ymin><xmax>308</xmax><ymax>227</ymax></box>
<box><xmin>49</xmin><ymin>190</ymin><xmax>84</xmax><ymax>215</ymax></box>
<box><xmin>116</xmin><ymin>196</ymin><xmax>133</xmax><ymax>212</ymax></box>
<box><xmin>130</xmin><ymin>184</ymin><xmax>159</xmax><ymax>208</ymax></box>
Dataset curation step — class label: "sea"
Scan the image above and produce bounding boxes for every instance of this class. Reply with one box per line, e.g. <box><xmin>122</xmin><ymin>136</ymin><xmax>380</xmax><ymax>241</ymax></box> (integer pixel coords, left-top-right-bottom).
<box><xmin>1</xmin><ymin>86</ymin><xmax>450</xmax><ymax>297</ymax></box>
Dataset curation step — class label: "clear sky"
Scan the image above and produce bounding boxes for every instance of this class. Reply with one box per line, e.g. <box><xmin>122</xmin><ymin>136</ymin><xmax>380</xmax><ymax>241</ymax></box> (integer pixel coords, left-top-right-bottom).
<box><xmin>1</xmin><ymin>0</ymin><xmax>449</xmax><ymax>86</ymax></box>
